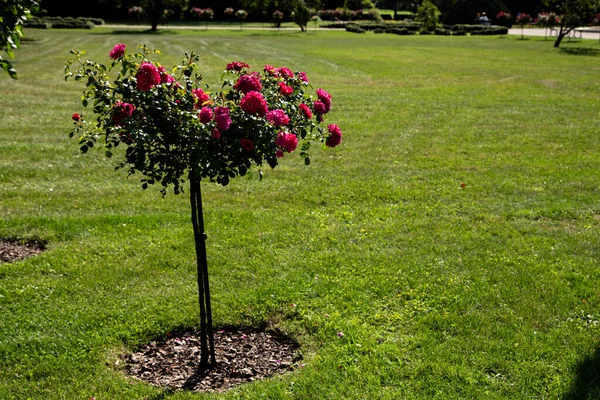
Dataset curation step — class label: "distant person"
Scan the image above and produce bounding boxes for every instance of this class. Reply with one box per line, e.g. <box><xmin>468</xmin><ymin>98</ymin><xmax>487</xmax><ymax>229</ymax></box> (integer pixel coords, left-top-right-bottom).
<box><xmin>480</xmin><ymin>12</ymin><xmax>490</xmax><ymax>25</ymax></box>
<box><xmin>474</xmin><ymin>12</ymin><xmax>481</xmax><ymax>23</ymax></box>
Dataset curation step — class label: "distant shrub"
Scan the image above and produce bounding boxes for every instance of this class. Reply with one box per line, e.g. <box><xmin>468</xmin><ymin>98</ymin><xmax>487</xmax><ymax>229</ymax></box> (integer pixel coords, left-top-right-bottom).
<box><xmin>451</xmin><ymin>30</ymin><xmax>467</xmax><ymax>36</ymax></box>
<box><xmin>25</xmin><ymin>16</ymin><xmax>97</xmax><ymax>29</ymax></box>
<box><xmin>434</xmin><ymin>27</ymin><xmax>451</xmax><ymax>35</ymax></box>
<box><xmin>471</xmin><ymin>26</ymin><xmax>508</xmax><ymax>35</ymax></box>
<box><xmin>345</xmin><ymin>23</ymin><xmax>365</xmax><ymax>33</ymax></box>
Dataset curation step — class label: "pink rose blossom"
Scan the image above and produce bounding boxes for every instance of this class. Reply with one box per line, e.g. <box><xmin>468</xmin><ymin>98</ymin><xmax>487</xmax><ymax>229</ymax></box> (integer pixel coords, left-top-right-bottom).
<box><xmin>234</xmin><ymin>73</ymin><xmax>262</xmax><ymax>94</ymax></box>
<box><xmin>136</xmin><ymin>62</ymin><xmax>161</xmax><ymax>92</ymax></box>
<box><xmin>313</xmin><ymin>101</ymin><xmax>327</xmax><ymax>115</ymax></box>
<box><xmin>72</xmin><ymin>113</ymin><xmax>81</xmax><ymax>121</ymax></box>
<box><xmin>240</xmin><ymin>139</ymin><xmax>254</xmax><ymax>151</ymax></box>
<box><xmin>299</xmin><ymin>103</ymin><xmax>312</xmax><ymax>119</ymax></box>
<box><xmin>158</xmin><ymin>66</ymin><xmax>175</xmax><ymax>84</ymax></box>
<box><xmin>276</xmin><ymin>150</ymin><xmax>284</xmax><ymax>158</ymax></box>
<box><xmin>199</xmin><ymin>107</ymin><xmax>213</xmax><ymax>124</ymax></box>
<box><xmin>264</xmin><ymin>65</ymin><xmax>279</xmax><ymax>77</ymax></box>
<box><xmin>279</xmin><ymin>82</ymin><xmax>293</xmax><ymax>96</ymax></box>
<box><xmin>266</xmin><ymin>109</ymin><xmax>290</xmax><ymax>127</ymax></box>
<box><xmin>192</xmin><ymin>88</ymin><xmax>210</xmax><ymax>108</ymax></box>
<box><xmin>109</xmin><ymin>43</ymin><xmax>126</xmax><ymax>60</ymax></box>
<box><xmin>326</xmin><ymin>124</ymin><xmax>343</xmax><ymax>148</ymax></box>
<box><xmin>276</xmin><ymin>131</ymin><xmax>298</xmax><ymax>153</ymax></box>
<box><xmin>278</xmin><ymin>67</ymin><xmax>294</xmax><ymax>78</ymax></box>
<box><xmin>240</xmin><ymin>91</ymin><xmax>268</xmax><ymax>116</ymax></box>
<box><xmin>112</xmin><ymin>101</ymin><xmax>136</xmax><ymax>126</ymax></box>
<box><xmin>226</xmin><ymin>61</ymin><xmax>250</xmax><ymax>71</ymax></box>
<box><xmin>211</xmin><ymin>128</ymin><xmax>221</xmax><ymax>140</ymax></box>
<box><xmin>214</xmin><ymin>107</ymin><xmax>231</xmax><ymax>131</ymax></box>
<box><xmin>316</xmin><ymin>88</ymin><xmax>332</xmax><ymax>113</ymax></box>
<box><xmin>298</xmin><ymin>71</ymin><xmax>308</xmax><ymax>83</ymax></box>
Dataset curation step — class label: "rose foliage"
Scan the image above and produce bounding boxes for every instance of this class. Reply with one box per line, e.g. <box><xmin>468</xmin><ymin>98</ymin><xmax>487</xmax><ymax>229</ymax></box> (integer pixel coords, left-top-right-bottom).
<box><xmin>65</xmin><ymin>44</ymin><xmax>342</xmax><ymax>195</ymax></box>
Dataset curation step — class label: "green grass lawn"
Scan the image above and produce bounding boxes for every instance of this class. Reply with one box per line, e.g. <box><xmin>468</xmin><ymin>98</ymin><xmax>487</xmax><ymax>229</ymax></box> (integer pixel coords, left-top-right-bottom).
<box><xmin>1</xmin><ymin>28</ymin><xmax>600</xmax><ymax>399</ymax></box>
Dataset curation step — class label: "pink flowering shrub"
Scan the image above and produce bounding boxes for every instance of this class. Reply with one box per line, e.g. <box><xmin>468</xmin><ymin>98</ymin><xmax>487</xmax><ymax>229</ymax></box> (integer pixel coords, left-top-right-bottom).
<box><xmin>65</xmin><ymin>44</ymin><xmax>343</xmax><ymax>192</ymax></box>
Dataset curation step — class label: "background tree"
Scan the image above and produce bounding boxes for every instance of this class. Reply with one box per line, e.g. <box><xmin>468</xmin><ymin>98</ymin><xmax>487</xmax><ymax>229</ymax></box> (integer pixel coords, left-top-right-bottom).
<box><xmin>292</xmin><ymin>0</ymin><xmax>311</xmax><ymax>30</ymax></box>
<box><xmin>416</xmin><ymin>0</ymin><xmax>441</xmax><ymax>31</ymax></box>
<box><xmin>0</xmin><ymin>0</ymin><xmax>38</xmax><ymax>79</ymax></box>
<box><xmin>545</xmin><ymin>0</ymin><xmax>599</xmax><ymax>47</ymax></box>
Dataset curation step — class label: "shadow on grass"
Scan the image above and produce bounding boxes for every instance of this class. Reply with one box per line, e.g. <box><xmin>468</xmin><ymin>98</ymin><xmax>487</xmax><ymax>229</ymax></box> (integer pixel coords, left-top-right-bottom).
<box><xmin>559</xmin><ymin>47</ymin><xmax>600</xmax><ymax>57</ymax></box>
<box><xmin>563</xmin><ymin>346</ymin><xmax>600</xmax><ymax>399</ymax></box>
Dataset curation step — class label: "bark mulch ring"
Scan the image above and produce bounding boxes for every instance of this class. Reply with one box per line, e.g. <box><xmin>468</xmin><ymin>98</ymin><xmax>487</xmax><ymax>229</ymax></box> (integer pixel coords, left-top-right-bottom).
<box><xmin>0</xmin><ymin>238</ymin><xmax>46</xmax><ymax>263</ymax></box>
<box><xmin>123</xmin><ymin>327</ymin><xmax>302</xmax><ymax>393</ymax></box>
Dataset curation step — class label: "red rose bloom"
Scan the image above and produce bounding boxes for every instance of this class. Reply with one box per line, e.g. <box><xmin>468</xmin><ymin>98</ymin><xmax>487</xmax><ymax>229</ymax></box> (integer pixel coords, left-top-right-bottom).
<box><xmin>234</xmin><ymin>74</ymin><xmax>262</xmax><ymax>94</ymax></box>
<box><xmin>112</xmin><ymin>101</ymin><xmax>136</xmax><ymax>126</ymax></box>
<box><xmin>277</xmin><ymin>67</ymin><xmax>294</xmax><ymax>78</ymax></box>
<box><xmin>72</xmin><ymin>113</ymin><xmax>81</xmax><ymax>121</ymax></box>
<box><xmin>299</xmin><ymin>103</ymin><xmax>312</xmax><ymax>119</ymax></box>
<box><xmin>211</xmin><ymin>128</ymin><xmax>221</xmax><ymax>140</ymax></box>
<box><xmin>240</xmin><ymin>91</ymin><xmax>268</xmax><ymax>116</ymax></box>
<box><xmin>214</xmin><ymin>107</ymin><xmax>231</xmax><ymax>131</ymax></box>
<box><xmin>158</xmin><ymin>66</ymin><xmax>175</xmax><ymax>84</ymax></box>
<box><xmin>316</xmin><ymin>88</ymin><xmax>331</xmax><ymax>113</ymax></box>
<box><xmin>276</xmin><ymin>150</ymin><xmax>284</xmax><ymax>158</ymax></box>
<box><xmin>276</xmin><ymin>131</ymin><xmax>298</xmax><ymax>153</ymax></box>
<box><xmin>240</xmin><ymin>138</ymin><xmax>254</xmax><ymax>151</ymax></box>
<box><xmin>266</xmin><ymin>109</ymin><xmax>290</xmax><ymax>127</ymax></box>
<box><xmin>199</xmin><ymin>107</ymin><xmax>213</xmax><ymax>124</ymax></box>
<box><xmin>264</xmin><ymin>64</ymin><xmax>279</xmax><ymax>77</ymax></box>
<box><xmin>298</xmin><ymin>71</ymin><xmax>309</xmax><ymax>83</ymax></box>
<box><xmin>313</xmin><ymin>101</ymin><xmax>327</xmax><ymax>115</ymax></box>
<box><xmin>326</xmin><ymin>123</ymin><xmax>342</xmax><ymax>148</ymax></box>
<box><xmin>192</xmin><ymin>88</ymin><xmax>210</xmax><ymax>108</ymax></box>
<box><xmin>226</xmin><ymin>61</ymin><xmax>250</xmax><ymax>71</ymax></box>
<box><xmin>136</xmin><ymin>62</ymin><xmax>161</xmax><ymax>92</ymax></box>
<box><xmin>109</xmin><ymin>43</ymin><xmax>126</xmax><ymax>60</ymax></box>
<box><xmin>279</xmin><ymin>82</ymin><xmax>293</xmax><ymax>96</ymax></box>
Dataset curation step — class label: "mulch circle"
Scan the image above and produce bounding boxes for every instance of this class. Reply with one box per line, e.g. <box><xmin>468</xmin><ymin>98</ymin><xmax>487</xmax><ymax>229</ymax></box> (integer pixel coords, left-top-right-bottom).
<box><xmin>123</xmin><ymin>327</ymin><xmax>302</xmax><ymax>393</ymax></box>
<box><xmin>0</xmin><ymin>238</ymin><xmax>46</xmax><ymax>263</ymax></box>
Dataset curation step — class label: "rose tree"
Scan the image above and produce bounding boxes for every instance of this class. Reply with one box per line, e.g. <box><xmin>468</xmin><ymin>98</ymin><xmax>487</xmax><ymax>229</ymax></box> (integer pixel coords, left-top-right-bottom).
<box><xmin>65</xmin><ymin>44</ymin><xmax>342</xmax><ymax>370</ymax></box>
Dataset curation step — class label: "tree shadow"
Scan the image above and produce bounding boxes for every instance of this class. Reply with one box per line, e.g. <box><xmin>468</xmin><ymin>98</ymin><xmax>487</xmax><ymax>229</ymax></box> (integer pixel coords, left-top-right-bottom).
<box><xmin>559</xmin><ymin>47</ymin><xmax>600</xmax><ymax>57</ymax></box>
<box><xmin>563</xmin><ymin>346</ymin><xmax>600</xmax><ymax>399</ymax></box>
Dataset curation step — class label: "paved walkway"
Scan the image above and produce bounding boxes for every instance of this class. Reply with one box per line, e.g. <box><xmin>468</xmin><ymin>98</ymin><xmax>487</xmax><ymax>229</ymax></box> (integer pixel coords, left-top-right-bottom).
<box><xmin>102</xmin><ymin>24</ymin><xmax>600</xmax><ymax>40</ymax></box>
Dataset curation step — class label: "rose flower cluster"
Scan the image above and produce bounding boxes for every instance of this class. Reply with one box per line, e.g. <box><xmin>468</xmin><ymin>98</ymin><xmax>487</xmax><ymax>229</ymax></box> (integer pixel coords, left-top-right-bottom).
<box><xmin>67</xmin><ymin>43</ymin><xmax>343</xmax><ymax>191</ymax></box>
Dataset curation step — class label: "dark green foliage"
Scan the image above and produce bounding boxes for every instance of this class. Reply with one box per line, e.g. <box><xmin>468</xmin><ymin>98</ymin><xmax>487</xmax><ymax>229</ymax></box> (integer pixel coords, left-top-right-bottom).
<box><xmin>24</xmin><ymin>16</ymin><xmax>98</xmax><ymax>29</ymax></box>
<box><xmin>470</xmin><ymin>26</ymin><xmax>509</xmax><ymax>34</ymax></box>
<box><xmin>345</xmin><ymin>23</ymin><xmax>366</xmax><ymax>33</ymax></box>
<box><xmin>434</xmin><ymin>27</ymin><xmax>452</xmax><ymax>35</ymax></box>
<box><xmin>0</xmin><ymin>0</ymin><xmax>38</xmax><ymax>79</ymax></box>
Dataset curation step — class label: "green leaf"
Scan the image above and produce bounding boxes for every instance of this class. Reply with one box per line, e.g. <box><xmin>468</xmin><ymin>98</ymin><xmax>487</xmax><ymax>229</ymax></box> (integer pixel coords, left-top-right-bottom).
<box><xmin>0</xmin><ymin>60</ymin><xmax>18</xmax><ymax>79</ymax></box>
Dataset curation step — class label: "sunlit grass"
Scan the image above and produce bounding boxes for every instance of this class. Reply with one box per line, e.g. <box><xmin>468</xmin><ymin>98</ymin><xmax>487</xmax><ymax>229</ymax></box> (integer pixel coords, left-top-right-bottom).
<box><xmin>1</xmin><ymin>28</ymin><xmax>599</xmax><ymax>399</ymax></box>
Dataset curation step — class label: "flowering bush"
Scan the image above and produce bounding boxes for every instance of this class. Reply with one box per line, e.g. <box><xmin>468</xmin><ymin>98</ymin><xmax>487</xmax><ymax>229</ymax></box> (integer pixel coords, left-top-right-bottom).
<box><xmin>515</xmin><ymin>13</ymin><xmax>532</xmax><ymax>26</ymax></box>
<box><xmin>495</xmin><ymin>11</ymin><xmax>513</xmax><ymax>28</ymax></box>
<box><xmin>191</xmin><ymin>7</ymin><xmax>214</xmax><ymax>21</ymax></box>
<box><xmin>272</xmin><ymin>10</ymin><xmax>284</xmax><ymax>28</ymax></box>
<box><xmin>65</xmin><ymin>44</ymin><xmax>343</xmax><ymax>193</ymax></box>
<box><xmin>223</xmin><ymin>7</ymin><xmax>234</xmax><ymax>18</ymax></box>
<box><xmin>66</xmin><ymin>43</ymin><xmax>343</xmax><ymax>369</ymax></box>
<box><xmin>537</xmin><ymin>12</ymin><xmax>559</xmax><ymax>27</ymax></box>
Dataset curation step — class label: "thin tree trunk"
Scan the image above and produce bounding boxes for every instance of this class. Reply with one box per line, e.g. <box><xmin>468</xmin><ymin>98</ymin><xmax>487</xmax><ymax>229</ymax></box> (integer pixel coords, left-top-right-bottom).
<box><xmin>554</xmin><ymin>24</ymin><xmax>571</xmax><ymax>48</ymax></box>
<box><xmin>190</xmin><ymin>177</ymin><xmax>215</xmax><ymax>370</ymax></box>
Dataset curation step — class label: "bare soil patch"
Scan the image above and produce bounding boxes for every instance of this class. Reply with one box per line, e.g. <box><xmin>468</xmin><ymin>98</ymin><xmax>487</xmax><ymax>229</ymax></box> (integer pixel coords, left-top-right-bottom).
<box><xmin>123</xmin><ymin>327</ymin><xmax>301</xmax><ymax>392</ymax></box>
<box><xmin>0</xmin><ymin>238</ymin><xmax>46</xmax><ymax>263</ymax></box>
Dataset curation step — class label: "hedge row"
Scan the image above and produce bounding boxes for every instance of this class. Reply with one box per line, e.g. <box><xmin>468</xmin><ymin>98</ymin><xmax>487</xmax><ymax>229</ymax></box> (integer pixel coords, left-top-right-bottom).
<box><xmin>24</xmin><ymin>16</ymin><xmax>104</xmax><ymax>29</ymax></box>
<box><xmin>343</xmin><ymin>22</ymin><xmax>508</xmax><ymax>36</ymax></box>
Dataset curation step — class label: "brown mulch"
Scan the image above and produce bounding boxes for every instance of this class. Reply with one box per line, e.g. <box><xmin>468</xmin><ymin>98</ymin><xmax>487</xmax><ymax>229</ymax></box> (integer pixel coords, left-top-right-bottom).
<box><xmin>0</xmin><ymin>238</ymin><xmax>46</xmax><ymax>263</ymax></box>
<box><xmin>123</xmin><ymin>327</ymin><xmax>302</xmax><ymax>392</ymax></box>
